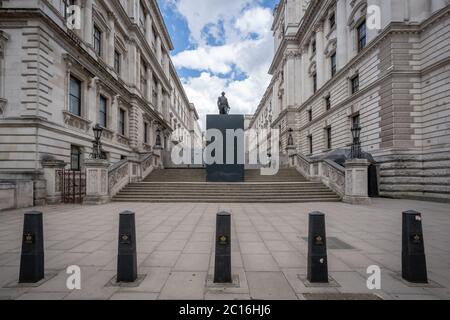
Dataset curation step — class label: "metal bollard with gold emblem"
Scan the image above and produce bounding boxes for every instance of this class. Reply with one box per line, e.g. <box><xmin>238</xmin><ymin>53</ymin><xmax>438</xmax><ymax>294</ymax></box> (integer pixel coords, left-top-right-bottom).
<box><xmin>402</xmin><ymin>210</ymin><xmax>428</xmax><ymax>283</ymax></box>
<box><xmin>214</xmin><ymin>211</ymin><xmax>232</xmax><ymax>283</ymax></box>
<box><xmin>117</xmin><ymin>211</ymin><xmax>137</xmax><ymax>283</ymax></box>
<box><xmin>307</xmin><ymin>211</ymin><xmax>328</xmax><ymax>283</ymax></box>
<box><xmin>19</xmin><ymin>211</ymin><xmax>45</xmax><ymax>283</ymax></box>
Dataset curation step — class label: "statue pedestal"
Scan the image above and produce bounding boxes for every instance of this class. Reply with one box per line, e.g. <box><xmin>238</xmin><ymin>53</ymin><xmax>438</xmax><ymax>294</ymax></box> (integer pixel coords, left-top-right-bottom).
<box><xmin>206</xmin><ymin>114</ymin><xmax>245</xmax><ymax>182</ymax></box>
<box><xmin>286</xmin><ymin>146</ymin><xmax>297</xmax><ymax>168</ymax></box>
<box><xmin>83</xmin><ymin>159</ymin><xmax>110</xmax><ymax>205</ymax></box>
<box><xmin>343</xmin><ymin>159</ymin><xmax>372</xmax><ymax>205</ymax></box>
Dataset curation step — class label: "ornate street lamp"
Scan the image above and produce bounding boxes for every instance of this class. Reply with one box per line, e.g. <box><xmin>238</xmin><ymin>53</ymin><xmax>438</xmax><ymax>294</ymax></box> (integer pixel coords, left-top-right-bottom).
<box><xmin>351</xmin><ymin>123</ymin><xmax>362</xmax><ymax>159</ymax></box>
<box><xmin>91</xmin><ymin>124</ymin><xmax>105</xmax><ymax>159</ymax></box>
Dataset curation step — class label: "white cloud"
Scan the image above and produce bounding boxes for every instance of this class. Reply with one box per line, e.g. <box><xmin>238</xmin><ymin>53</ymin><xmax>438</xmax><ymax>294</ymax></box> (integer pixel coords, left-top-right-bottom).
<box><xmin>170</xmin><ymin>0</ymin><xmax>275</xmax><ymax>129</ymax></box>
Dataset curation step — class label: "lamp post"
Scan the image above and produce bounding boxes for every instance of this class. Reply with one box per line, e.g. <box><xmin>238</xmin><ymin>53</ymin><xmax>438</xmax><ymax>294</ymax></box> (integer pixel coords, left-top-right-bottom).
<box><xmin>91</xmin><ymin>124</ymin><xmax>105</xmax><ymax>159</ymax></box>
<box><xmin>351</xmin><ymin>123</ymin><xmax>362</xmax><ymax>159</ymax></box>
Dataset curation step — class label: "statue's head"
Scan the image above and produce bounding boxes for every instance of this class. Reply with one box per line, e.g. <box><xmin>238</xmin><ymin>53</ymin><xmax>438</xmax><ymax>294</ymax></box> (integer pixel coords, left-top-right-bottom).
<box><xmin>221</xmin><ymin>92</ymin><xmax>225</xmax><ymax>96</ymax></box>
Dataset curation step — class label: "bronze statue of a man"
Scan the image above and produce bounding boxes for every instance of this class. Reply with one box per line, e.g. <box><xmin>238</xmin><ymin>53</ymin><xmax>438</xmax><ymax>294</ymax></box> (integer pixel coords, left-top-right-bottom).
<box><xmin>218</xmin><ymin>92</ymin><xmax>230</xmax><ymax>115</ymax></box>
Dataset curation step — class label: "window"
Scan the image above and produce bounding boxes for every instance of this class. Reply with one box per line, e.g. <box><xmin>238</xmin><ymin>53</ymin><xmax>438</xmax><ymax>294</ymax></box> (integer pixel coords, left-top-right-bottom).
<box><xmin>329</xmin><ymin>13</ymin><xmax>336</xmax><ymax>29</ymax></box>
<box><xmin>99</xmin><ymin>95</ymin><xmax>107</xmax><ymax>128</ymax></box>
<box><xmin>325</xmin><ymin>96</ymin><xmax>331</xmax><ymax>111</ymax></box>
<box><xmin>325</xmin><ymin>127</ymin><xmax>332</xmax><ymax>150</ymax></box>
<box><xmin>69</xmin><ymin>76</ymin><xmax>81</xmax><ymax>116</ymax></box>
<box><xmin>114</xmin><ymin>50</ymin><xmax>121</xmax><ymax>74</ymax></box>
<box><xmin>330</xmin><ymin>53</ymin><xmax>337</xmax><ymax>77</ymax></box>
<box><xmin>351</xmin><ymin>74</ymin><xmax>360</xmax><ymax>94</ymax></box>
<box><xmin>70</xmin><ymin>145</ymin><xmax>81</xmax><ymax>171</ymax></box>
<box><xmin>313</xmin><ymin>73</ymin><xmax>317</xmax><ymax>93</ymax></box>
<box><xmin>311</xmin><ymin>39</ymin><xmax>316</xmax><ymax>55</ymax></box>
<box><xmin>308</xmin><ymin>135</ymin><xmax>313</xmax><ymax>154</ymax></box>
<box><xmin>357</xmin><ymin>20</ymin><xmax>367</xmax><ymax>52</ymax></box>
<box><xmin>144</xmin><ymin>121</ymin><xmax>149</xmax><ymax>144</ymax></box>
<box><xmin>119</xmin><ymin>108</ymin><xmax>126</xmax><ymax>136</ymax></box>
<box><xmin>308</xmin><ymin>109</ymin><xmax>313</xmax><ymax>122</ymax></box>
<box><xmin>93</xmin><ymin>25</ymin><xmax>102</xmax><ymax>56</ymax></box>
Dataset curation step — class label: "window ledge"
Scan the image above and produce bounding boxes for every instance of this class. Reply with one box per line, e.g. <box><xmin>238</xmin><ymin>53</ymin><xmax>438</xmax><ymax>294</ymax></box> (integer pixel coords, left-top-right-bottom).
<box><xmin>63</xmin><ymin>111</ymin><xmax>92</xmax><ymax>132</ymax></box>
<box><xmin>116</xmin><ymin>134</ymin><xmax>130</xmax><ymax>146</ymax></box>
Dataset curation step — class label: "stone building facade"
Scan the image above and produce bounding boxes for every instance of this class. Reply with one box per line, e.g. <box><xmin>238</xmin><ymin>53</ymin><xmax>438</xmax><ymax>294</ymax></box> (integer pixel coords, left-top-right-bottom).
<box><xmin>0</xmin><ymin>0</ymin><xmax>201</xmax><ymax>207</ymax></box>
<box><xmin>249</xmin><ymin>0</ymin><xmax>450</xmax><ymax>202</ymax></box>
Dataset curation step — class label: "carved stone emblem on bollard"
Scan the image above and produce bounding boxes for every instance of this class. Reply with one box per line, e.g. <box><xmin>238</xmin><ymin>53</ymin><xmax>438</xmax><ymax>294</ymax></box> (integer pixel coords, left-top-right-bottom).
<box><xmin>19</xmin><ymin>211</ymin><xmax>45</xmax><ymax>283</ymax></box>
<box><xmin>214</xmin><ymin>211</ymin><xmax>232</xmax><ymax>284</ymax></box>
<box><xmin>402</xmin><ymin>210</ymin><xmax>428</xmax><ymax>283</ymax></box>
<box><xmin>307</xmin><ymin>211</ymin><xmax>329</xmax><ymax>283</ymax></box>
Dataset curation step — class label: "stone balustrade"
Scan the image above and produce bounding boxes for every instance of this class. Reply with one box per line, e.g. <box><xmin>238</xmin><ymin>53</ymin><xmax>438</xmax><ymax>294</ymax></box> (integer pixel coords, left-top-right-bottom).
<box><xmin>289</xmin><ymin>153</ymin><xmax>346</xmax><ymax>198</ymax></box>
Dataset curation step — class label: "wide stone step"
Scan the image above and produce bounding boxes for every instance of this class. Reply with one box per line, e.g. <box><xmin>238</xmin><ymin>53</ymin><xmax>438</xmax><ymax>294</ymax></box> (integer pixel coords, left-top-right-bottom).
<box><xmin>117</xmin><ymin>191</ymin><xmax>336</xmax><ymax>197</ymax></box>
<box><xmin>114</xmin><ymin>168</ymin><xmax>340</xmax><ymax>203</ymax></box>
<box><xmin>113</xmin><ymin>194</ymin><xmax>339</xmax><ymax>200</ymax></box>
<box><xmin>112</xmin><ymin>198</ymin><xmax>340</xmax><ymax>203</ymax></box>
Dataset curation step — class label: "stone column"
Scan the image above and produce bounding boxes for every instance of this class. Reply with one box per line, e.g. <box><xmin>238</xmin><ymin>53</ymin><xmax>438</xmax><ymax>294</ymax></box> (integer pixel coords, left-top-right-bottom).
<box><xmin>42</xmin><ymin>160</ymin><xmax>66</xmax><ymax>204</ymax></box>
<box><xmin>157</xmin><ymin>81</ymin><xmax>162</xmax><ymax>113</ymax></box>
<box><xmin>84</xmin><ymin>159</ymin><xmax>110</xmax><ymax>205</ymax></box>
<box><xmin>129</xmin><ymin>105</ymin><xmax>140</xmax><ymax>150</ymax></box>
<box><xmin>83</xmin><ymin>0</ymin><xmax>94</xmax><ymax>46</ymax></box>
<box><xmin>315</xmin><ymin>22</ymin><xmax>325</xmax><ymax>87</ymax></box>
<box><xmin>145</xmin><ymin>13</ymin><xmax>152</xmax><ymax>46</ymax></box>
<box><xmin>156</xmin><ymin>36</ymin><xmax>162</xmax><ymax>64</ymax></box>
<box><xmin>336</xmin><ymin>0</ymin><xmax>348</xmax><ymax>70</ymax></box>
<box><xmin>108</xmin><ymin>13</ymin><xmax>116</xmax><ymax>68</ymax></box>
<box><xmin>146</xmin><ymin>67</ymin><xmax>153</xmax><ymax>101</ymax></box>
<box><xmin>301</xmin><ymin>46</ymin><xmax>309</xmax><ymax>101</ymax></box>
<box><xmin>343</xmin><ymin>159</ymin><xmax>372</xmax><ymax>205</ymax></box>
<box><xmin>285</xmin><ymin>51</ymin><xmax>296</xmax><ymax>108</ymax></box>
<box><xmin>128</xmin><ymin>42</ymin><xmax>137</xmax><ymax>88</ymax></box>
<box><xmin>111</xmin><ymin>95</ymin><xmax>119</xmax><ymax>132</ymax></box>
<box><xmin>136</xmin><ymin>50</ymin><xmax>141</xmax><ymax>89</ymax></box>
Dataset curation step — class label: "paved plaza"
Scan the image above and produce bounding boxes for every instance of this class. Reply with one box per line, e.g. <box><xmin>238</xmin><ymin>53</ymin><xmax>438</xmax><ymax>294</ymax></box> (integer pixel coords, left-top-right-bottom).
<box><xmin>0</xmin><ymin>199</ymin><xmax>449</xmax><ymax>300</ymax></box>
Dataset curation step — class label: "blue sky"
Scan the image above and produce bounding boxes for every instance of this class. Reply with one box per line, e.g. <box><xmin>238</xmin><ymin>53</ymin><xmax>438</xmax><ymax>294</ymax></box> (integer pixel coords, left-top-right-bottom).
<box><xmin>157</xmin><ymin>0</ymin><xmax>278</xmax><ymax>128</ymax></box>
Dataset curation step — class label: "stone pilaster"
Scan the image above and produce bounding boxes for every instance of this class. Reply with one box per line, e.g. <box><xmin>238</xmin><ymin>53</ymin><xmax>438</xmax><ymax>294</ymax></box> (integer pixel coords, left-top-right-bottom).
<box><xmin>315</xmin><ymin>22</ymin><xmax>325</xmax><ymax>87</ymax></box>
<box><xmin>84</xmin><ymin>159</ymin><xmax>109</xmax><ymax>205</ymax></box>
<box><xmin>83</xmin><ymin>0</ymin><xmax>93</xmax><ymax>47</ymax></box>
<box><xmin>156</xmin><ymin>36</ymin><xmax>162</xmax><ymax>64</ymax></box>
<box><xmin>42</xmin><ymin>160</ymin><xmax>66</xmax><ymax>204</ymax></box>
<box><xmin>145</xmin><ymin>13</ymin><xmax>153</xmax><ymax>45</ymax></box>
<box><xmin>336</xmin><ymin>0</ymin><xmax>348</xmax><ymax>70</ymax></box>
<box><xmin>343</xmin><ymin>159</ymin><xmax>372</xmax><ymax>205</ymax></box>
<box><xmin>108</xmin><ymin>12</ymin><xmax>116</xmax><ymax>68</ymax></box>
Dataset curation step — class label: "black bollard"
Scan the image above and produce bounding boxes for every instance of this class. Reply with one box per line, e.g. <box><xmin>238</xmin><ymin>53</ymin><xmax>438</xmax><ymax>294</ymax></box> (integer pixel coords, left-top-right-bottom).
<box><xmin>117</xmin><ymin>211</ymin><xmax>137</xmax><ymax>283</ymax></box>
<box><xmin>214</xmin><ymin>211</ymin><xmax>232</xmax><ymax>283</ymax></box>
<box><xmin>307</xmin><ymin>211</ymin><xmax>328</xmax><ymax>283</ymax></box>
<box><xmin>19</xmin><ymin>211</ymin><xmax>45</xmax><ymax>283</ymax></box>
<box><xmin>402</xmin><ymin>210</ymin><xmax>428</xmax><ymax>283</ymax></box>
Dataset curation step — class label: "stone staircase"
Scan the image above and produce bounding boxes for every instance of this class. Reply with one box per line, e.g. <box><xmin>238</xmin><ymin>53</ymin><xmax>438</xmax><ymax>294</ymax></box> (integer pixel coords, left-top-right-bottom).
<box><xmin>112</xmin><ymin>168</ymin><xmax>341</xmax><ymax>203</ymax></box>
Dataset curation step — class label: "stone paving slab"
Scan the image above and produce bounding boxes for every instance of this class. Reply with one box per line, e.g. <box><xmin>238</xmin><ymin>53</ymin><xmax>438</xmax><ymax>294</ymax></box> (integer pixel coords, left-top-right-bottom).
<box><xmin>0</xmin><ymin>199</ymin><xmax>449</xmax><ymax>300</ymax></box>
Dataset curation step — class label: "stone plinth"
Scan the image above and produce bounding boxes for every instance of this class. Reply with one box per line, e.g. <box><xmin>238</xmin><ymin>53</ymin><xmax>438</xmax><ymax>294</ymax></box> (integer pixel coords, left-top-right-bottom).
<box><xmin>286</xmin><ymin>146</ymin><xmax>297</xmax><ymax>168</ymax></box>
<box><xmin>343</xmin><ymin>159</ymin><xmax>371</xmax><ymax>205</ymax></box>
<box><xmin>206</xmin><ymin>114</ymin><xmax>245</xmax><ymax>182</ymax></box>
<box><xmin>83</xmin><ymin>159</ymin><xmax>110</xmax><ymax>205</ymax></box>
<box><xmin>153</xmin><ymin>146</ymin><xmax>163</xmax><ymax>168</ymax></box>
<box><xmin>42</xmin><ymin>160</ymin><xmax>66</xmax><ymax>204</ymax></box>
